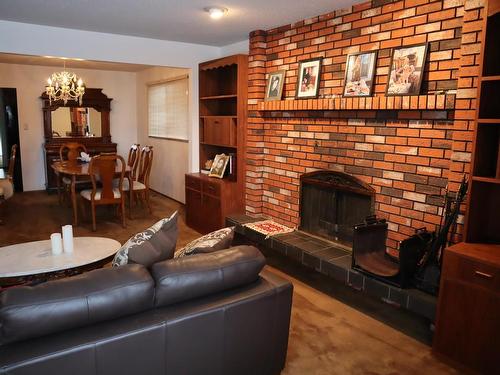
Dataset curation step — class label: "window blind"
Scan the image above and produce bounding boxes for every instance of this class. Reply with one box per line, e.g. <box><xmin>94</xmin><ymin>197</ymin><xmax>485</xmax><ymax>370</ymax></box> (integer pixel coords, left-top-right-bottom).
<box><xmin>148</xmin><ymin>76</ymin><xmax>189</xmax><ymax>140</ymax></box>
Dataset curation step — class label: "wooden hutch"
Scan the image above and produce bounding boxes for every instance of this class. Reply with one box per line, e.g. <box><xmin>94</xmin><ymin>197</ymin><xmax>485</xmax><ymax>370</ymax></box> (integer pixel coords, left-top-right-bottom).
<box><xmin>433</xmin><ymin>1</ymin><xmax>500</xmax><ymax>373</ymax></box>
<box><xmin>42</xmin><ymin>88</ymin><xmax>117</xmax><ymax>191</ymax></box>
<box><xmin>185</xmin><ymin>54</ymin><xmax>248</xmax><ymax>233</ymax></box>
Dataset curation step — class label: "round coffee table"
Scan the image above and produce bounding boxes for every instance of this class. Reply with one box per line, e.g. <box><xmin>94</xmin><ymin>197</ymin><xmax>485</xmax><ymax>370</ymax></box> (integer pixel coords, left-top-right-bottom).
<box><xmin>0</xmin><ymin>237</ymin><xmax>121</xmax><ymax>284</ymax></box>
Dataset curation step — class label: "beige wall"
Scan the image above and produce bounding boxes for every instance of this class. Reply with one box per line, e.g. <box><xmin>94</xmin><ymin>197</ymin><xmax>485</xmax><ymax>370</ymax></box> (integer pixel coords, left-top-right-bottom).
<box><xmin>0</xmin><ymin>62</ymin><xmax>138</xmax><ymax>191</ymax></box>
<box><xmin>136</xmin><ymin>66</ymin><xmax>190</xmax><ymax>203</ymax></box>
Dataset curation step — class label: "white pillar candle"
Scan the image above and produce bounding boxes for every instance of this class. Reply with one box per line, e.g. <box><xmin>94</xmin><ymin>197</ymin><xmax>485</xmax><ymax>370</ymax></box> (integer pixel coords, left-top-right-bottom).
<box><xmin>62</xmin><ymin>225</ymin><xmax>74</xmax><ymax>253</ymax></box>
<box><xmin>50</xmin><ymin>233</ymin><xmax>63</xmax><ymax>255</ymax></box>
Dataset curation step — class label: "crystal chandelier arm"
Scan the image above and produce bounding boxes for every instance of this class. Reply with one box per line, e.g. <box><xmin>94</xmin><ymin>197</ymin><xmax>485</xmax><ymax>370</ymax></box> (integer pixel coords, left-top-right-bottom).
<box><xmin>45</xmin><ymin>67</ymin><xmax>85</xmax><ymax>105</ymax></box>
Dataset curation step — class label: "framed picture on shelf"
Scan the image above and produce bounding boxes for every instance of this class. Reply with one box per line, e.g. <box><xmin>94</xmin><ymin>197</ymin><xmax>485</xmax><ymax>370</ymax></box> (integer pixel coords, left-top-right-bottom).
<box><xmin>386</xmin><ymin>43</ymin><xmax>428</xmax><ymax>96</ymax></box>
<box><xmin>265</xmin><ymin>70</ymin><xmax>286</xmax><ymax>101</ymax></box>
<box><xmin>296</xmin><ymin>58</ymin><xmax>322</xmax><ymax>99</ymax></box>
<box><xmin>343</xmin><ymin>51</ymin><xmax>377</xmax><ymax>97</ymax></box>
<box><xmin>208</xmin><ymin>153</ymin><xmax>229</xmax><ymax>179</ymax></box>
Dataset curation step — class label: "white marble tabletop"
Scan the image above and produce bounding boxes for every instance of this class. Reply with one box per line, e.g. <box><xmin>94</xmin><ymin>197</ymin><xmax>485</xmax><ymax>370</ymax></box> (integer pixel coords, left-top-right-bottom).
<box><xmin>0</xmin><ymin>237</ymin><xmax>121</xmax><ymax>278</ymax></box>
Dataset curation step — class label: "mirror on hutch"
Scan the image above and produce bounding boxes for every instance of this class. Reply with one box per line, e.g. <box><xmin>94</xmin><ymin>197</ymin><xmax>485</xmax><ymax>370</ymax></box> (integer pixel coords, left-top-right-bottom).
<box><xmin>41</xmin><ymin>88</ymin><xmax>117</xmax><ymax>191</ymax></box>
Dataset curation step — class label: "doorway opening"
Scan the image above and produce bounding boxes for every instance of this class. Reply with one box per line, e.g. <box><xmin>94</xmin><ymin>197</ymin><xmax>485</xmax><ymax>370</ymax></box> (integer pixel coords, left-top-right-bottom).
<box><xmin>0</xmin><ymin>88</ymin><xmax>23</xmax><ymax>191</ymax></box>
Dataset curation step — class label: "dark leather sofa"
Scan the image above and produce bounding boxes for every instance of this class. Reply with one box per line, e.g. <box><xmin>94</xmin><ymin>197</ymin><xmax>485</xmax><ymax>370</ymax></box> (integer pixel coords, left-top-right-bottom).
<box><xmin>0</xmin><ymin>246</ymin><xmax>293</xmax><ymax>375</ymax></box>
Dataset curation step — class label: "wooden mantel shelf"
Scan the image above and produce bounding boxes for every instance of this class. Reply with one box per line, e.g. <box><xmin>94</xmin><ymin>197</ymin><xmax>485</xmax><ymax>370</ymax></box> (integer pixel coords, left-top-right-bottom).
<box><xmin>257</xmin><ymin>94</ymin><xmax>455</xmax><ymax>112</ymax></box>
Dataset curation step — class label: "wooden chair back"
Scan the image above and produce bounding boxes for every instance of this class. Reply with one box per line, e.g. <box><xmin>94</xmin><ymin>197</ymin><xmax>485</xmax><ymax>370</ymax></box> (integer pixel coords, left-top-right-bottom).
<box><xmin>59</xmin><ymin>142</ymin><xmax>87</xmax><ymax>162</ymax></box>
<box><xmin>88</xmin><ymin>154</ymin><xmax>125</xmax><ymax>203</ymax></box>
<box><xmin>7</xmin><ymin>144</ymin><xmax>17</xmax><ymax>182</ymax></box>
<box><xmin>137</xmin><ymin>146</ymin><xmax>153</xmax><ymax>187</ymax></box>
<box><xmin>127</xmin><ymin>144</ymin><xmax>140</xmax><ymax>180</ymax></box>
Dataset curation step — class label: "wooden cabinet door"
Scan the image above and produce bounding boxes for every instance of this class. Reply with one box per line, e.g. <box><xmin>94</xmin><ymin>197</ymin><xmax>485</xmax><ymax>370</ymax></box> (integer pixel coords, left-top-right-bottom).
<box><xmin>434</xmin><ymin>278</ymin><xmax>500</xmax><ymax>374</ymax></box>
<box><xmin>203</xmin><ymin>117</ymin><xmax>236</xmax><ymax>147</ymax></box>
<box><xmin>201</xmin><ymin>193</ymin><xmax>222</xmax><ymax>233</ymax></box>
<box><xmin>186</xmin><ymin>188</ymin><xmax>202</xmax><ymax>231</ymax></box>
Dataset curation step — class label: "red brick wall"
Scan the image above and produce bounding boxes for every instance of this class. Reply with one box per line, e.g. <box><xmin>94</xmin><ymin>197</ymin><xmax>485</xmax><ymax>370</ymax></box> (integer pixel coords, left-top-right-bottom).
<box><xmin>246</xmin><ymin>0</ymin><xmax>484</xmax><ymax>253</ymax></box>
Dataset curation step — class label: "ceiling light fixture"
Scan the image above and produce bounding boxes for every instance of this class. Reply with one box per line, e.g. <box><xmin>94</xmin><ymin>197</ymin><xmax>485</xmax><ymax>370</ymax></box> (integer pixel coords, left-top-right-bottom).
<box><xmin>45</xmin><ymin>60</ymin><xmax>85</xmax><ymax>105</ymax></box>
<box><xmin>205</xmin><ymin>6</ymin><xmax>228</xmax><ymax>19</ymax></box>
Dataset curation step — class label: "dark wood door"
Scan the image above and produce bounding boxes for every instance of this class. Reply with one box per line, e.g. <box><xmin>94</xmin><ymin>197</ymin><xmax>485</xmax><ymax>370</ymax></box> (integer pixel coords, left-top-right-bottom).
<box><xmin>186</xmin><ymin>188</ymin><xmax>202</xmax><ymax>231</ymax></box>
<box><xmin>201</xmin><ymin>193</ymin><xmax>221</xmax><ymax>233</ymax></box>
<box><xmin>434</xmin><ymin>278</ymin><xmax>500</xmax><ymax>374</ymax></box>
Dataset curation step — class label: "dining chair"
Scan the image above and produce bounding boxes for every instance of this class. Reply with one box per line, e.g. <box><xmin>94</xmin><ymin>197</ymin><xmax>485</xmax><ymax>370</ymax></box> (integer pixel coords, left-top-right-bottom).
<box><xmin>123</xmin><ymin>146</ymin><xmax>153</xmax><ymax>214</ymax></box>
<box><xmin>58</xmin><ymin>142</ymin><xmax>88</xmax><ymax>204</ymax></box>
<box><xmin>113</xmin><ymin>143</ymin><xmax>140</xmax><ymax>192</ymax></box>
<box><xmin>127</xmin><ymin>144</ymin><xmax>140</xmax><ymax>180</ymax></box>
<box><xmin>80</xmin><ymin>154</ymin><xmax>126</xmax><ymax>231</ymax></box>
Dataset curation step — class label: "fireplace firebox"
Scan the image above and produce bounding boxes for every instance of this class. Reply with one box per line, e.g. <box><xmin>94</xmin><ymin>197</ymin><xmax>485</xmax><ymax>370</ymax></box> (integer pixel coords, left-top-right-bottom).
<box><xmin>299</xmin><ymin>171</ymin><xmax>375</xmax><ymax>245</ymax></box>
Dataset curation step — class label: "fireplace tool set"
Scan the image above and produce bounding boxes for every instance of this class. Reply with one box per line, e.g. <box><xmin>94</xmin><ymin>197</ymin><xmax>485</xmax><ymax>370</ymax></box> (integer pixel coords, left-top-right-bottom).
<box><xmin>352</xmin><ymin>175</ymin><xmax>468</xmax><ymax>295</ymax></box>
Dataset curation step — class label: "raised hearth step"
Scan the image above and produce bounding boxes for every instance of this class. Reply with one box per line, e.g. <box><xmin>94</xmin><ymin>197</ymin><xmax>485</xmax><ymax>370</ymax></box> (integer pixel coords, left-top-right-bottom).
<box><xmin>226</xmin><ymin>214</ymin><xmax>436</xmax><ymax>322</ymax></box>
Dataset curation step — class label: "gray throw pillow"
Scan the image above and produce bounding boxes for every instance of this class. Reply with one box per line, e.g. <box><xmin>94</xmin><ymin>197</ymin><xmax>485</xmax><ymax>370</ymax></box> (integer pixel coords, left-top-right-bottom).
<box><xmin>174</xmin><ymin>226</ymin><xmax>234</xmax><ymax>258</ymax></box>
<box><xmin>112</xmin><ymin>211</ymin><xmax>178</xmax><ymax>267</ymax></box>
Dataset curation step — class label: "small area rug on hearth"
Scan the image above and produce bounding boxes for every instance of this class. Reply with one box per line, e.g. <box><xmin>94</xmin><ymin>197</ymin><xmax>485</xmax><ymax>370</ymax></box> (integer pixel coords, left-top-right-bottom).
<box><xmin>244</xmin><ymin>220</ymin><xmax>295</xmax><ymax>239</ymax></box>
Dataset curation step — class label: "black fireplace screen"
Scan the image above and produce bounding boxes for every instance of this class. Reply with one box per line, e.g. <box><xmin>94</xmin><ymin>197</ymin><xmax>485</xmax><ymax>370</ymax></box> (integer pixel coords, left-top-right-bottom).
<box><xmin>299</xmin><ymin>171</ymin><xmax>374</xmax><ymax>244</ymax></box>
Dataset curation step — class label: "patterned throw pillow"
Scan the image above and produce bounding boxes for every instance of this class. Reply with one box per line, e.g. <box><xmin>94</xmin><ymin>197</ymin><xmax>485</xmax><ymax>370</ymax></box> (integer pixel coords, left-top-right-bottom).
<box><xmin>174</xmin><ymin>226</ymin><xmax>235</xmax><ymax>258</ymax></box>
<box><xmin>112</xmin><ymin>211</ymin><xmax>178</xmax><ymax>267</ymax></box>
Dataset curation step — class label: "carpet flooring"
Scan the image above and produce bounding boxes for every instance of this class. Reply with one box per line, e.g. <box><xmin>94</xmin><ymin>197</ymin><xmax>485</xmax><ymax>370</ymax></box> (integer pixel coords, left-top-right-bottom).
<box><xmin>0</xmin><ymin>191</ymin><xmax>460</xmax><ymax>374</ymax></box>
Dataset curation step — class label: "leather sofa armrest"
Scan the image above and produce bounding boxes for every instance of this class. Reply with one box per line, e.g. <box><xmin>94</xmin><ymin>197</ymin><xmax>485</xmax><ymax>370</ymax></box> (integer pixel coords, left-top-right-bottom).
<box><xmin>0</xmin><ymin>264</ymin><xmax>154</xmax><ymax>345</ymax></box>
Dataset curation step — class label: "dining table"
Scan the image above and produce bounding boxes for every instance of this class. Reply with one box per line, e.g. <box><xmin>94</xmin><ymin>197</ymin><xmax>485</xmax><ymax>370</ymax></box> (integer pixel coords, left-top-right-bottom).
<box><xmin>51</xmin><ymin>160</ymin><xmax>132</xmax><ymax>226</ymax></box>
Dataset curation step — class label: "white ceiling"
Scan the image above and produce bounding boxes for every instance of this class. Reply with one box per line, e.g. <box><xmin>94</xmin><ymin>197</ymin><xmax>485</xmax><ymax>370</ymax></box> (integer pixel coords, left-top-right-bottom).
<box><xmin>0</xmin><ymin>0</ymin><xmax>358</xmax><ymax>47</ymax></box>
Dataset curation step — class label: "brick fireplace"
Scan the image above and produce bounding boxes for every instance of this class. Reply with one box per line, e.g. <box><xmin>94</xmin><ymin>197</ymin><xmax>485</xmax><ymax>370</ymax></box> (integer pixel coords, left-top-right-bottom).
<box><xmin>245</xmin><ymin>0</ymin><xmax>482</xmax><ymax>255</ymax></box>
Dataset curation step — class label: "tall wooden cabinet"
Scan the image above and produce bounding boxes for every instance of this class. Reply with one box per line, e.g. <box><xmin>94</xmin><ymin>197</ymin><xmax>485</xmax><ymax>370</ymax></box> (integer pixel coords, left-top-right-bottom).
<box><xmin>185</xmin><ymin>55</ymin><xmax>248</xmax><ymax>234</ymax></box>
<box><xmin>433</xmin><ymin>2</ymin><xmax>500</xmax><ymax>373</ymax></box>
<box><xmin>42</xmin><ymin>89</ymin><xmax>117</xmax><ymax>191</ymax></box>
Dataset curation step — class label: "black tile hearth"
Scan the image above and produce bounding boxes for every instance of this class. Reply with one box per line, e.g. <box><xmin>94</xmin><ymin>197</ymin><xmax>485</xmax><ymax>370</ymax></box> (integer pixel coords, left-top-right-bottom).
<box><xmin>320</xmin><ymin>259</ymin><xmax>348</xmax><ymax>283</ymax></box>
<box><xmin>303</xmin><ymin>252</ymin><xmax>321</xmax><ymax>270</ymax></box>
<box><xmin>348</xmin><ymin>270</ymin><xmax>365</xmax><ymax>290</ymax></box>
<box><xmin>227</xmin><ymin>214</ymin><xmax>437</xmax><ymax>321</ymax></box>
<box><xmin>387</xmin><ymin>287</ymin><xmax>409</xmax><ymax>307</ymax></box>
<box><xmin>364</xmin><ymin>276</ymin><xmax>390</xmax><ymax>300</ymax></box>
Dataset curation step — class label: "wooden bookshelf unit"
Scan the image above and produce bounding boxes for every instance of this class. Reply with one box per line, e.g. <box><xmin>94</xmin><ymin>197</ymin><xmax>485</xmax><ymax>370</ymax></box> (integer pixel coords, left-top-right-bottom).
<box><xmin>434</xmin><ymin>2</ymin><xmax>500</xmax><ymax>373</ymax></box>
<box><xmin>465</xmin><ymin>3</ymin><xmax>500</xmax><ymax>244</ymax></box>
<box><xmin>185</xmin><ymin>54</ymin><xmax>248</xmax><ymax>234</ymax></box>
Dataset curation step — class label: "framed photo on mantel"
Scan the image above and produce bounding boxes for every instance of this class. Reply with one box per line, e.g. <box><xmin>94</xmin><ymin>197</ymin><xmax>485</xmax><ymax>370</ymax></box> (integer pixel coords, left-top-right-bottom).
<box><xmin>386</xmin><ymin>43</ymin><xmax>428</xmax><ymax>96</ymax></box>
<box><xmin>296</xmin><ymin>58</ymin><xmax>322</xmax><ymax>99</ymax></box>
<box><xmin>265</xmin><ymin>70</ymin><xmax>286</xmax><ymax>101</ymax></box>
<box><xmin>208</xmin><ymin>153</ymin><xmax>229</xmax><ymax>179</ymax></box>
<box><xmin>343</xmin><ymin>51</ymin><xmax>378</xmax><ymax>97</ymax></box>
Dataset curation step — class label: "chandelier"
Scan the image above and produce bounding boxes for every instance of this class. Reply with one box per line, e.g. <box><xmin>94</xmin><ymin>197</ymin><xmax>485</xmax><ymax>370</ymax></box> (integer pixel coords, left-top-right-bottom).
<box><xmin>45</xmin><ymin>61</ymin><xmax>85</xmax><ymax>105</ymax></box>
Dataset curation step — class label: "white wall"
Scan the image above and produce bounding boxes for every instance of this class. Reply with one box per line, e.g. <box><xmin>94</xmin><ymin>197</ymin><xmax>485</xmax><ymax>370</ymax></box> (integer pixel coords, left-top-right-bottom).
<box><xmin>220</xmin><ymin>39</ymin><xmax>249</xmax><ymax>56</ymax></box>
<box><xmin>0</xmin><ymin>62</ymin><xmax>138</xmax><ymax>190</ymax></box>
<box><xmin>0</xmin><ymin>21</ymin><xmax>222</xmax><ymax>176</ymax></box>
<box><xmin>136</xmin><ymin>66</ymin><xmax>190</xmax><ymax>203</ymax></box>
